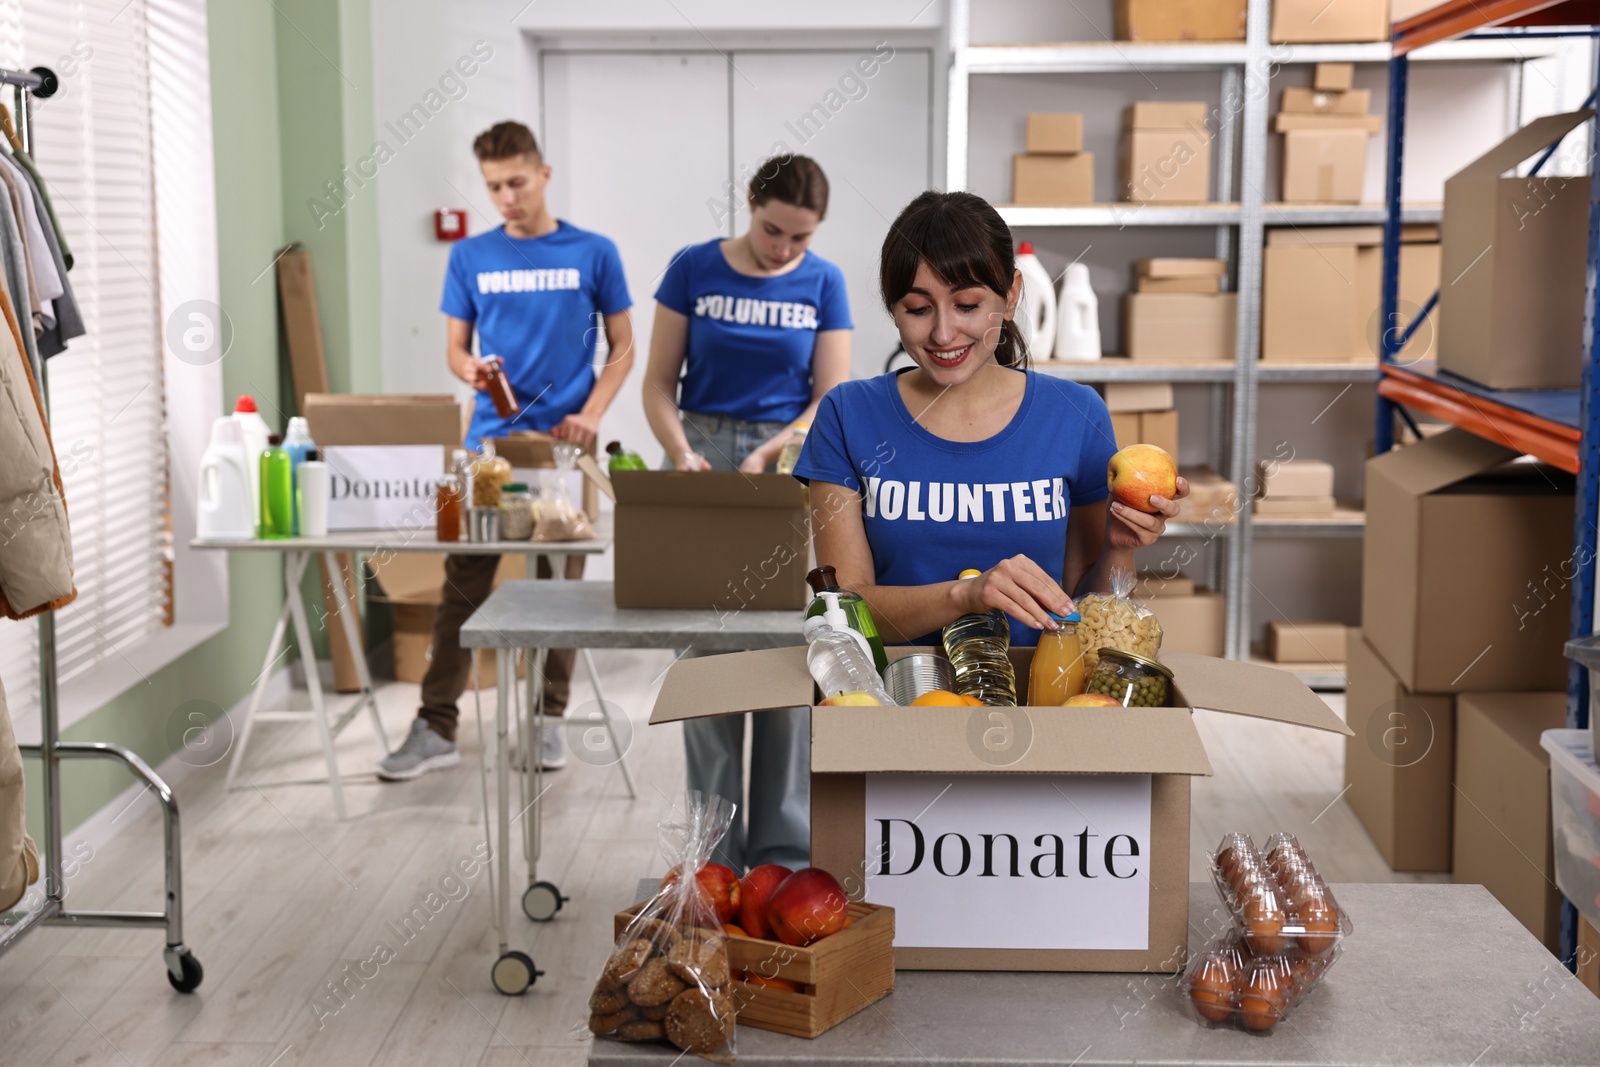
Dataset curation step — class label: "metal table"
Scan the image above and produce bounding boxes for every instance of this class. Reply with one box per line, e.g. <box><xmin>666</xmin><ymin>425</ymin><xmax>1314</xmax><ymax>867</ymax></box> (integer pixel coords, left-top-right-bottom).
<box><xmin>191</xmin><ymin>518</ymin><xmax>611</xmax><ymax>818</ymax></box>
<box><xmin>590</xmin><ymin>881</ymin><xmax>1600</xmax><ymax>1065</ymax></box>
<box><xmin>459</xmin><ymin>579</ymin><xmax>803</xmax><ymax>995</ymax></box>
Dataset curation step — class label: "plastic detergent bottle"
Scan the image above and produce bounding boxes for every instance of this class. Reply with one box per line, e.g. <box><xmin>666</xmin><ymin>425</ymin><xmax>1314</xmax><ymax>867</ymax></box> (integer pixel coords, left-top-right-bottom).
<box><xmin>1015</xmin><ymin>242</ymin><xmax>1057</xmax><ymax>361</ymax></box>
<box><xmin>605</xmin><ymin>441</ymin><xmax>648</xmax><ymax>471</ymax></box>
<box><xmin>805</xmin><ymin>565</ymin><xmax>888</xmax><ymax>673</ymax></box>
<box><xmin>281</xmin><ymin>416</ymin><xmax>317</xmax><ymax>533</ymax></box>
<box><xmin>942</xmin><ymin>569</ymin><xmax>1018</xmax><ymax>706</ymax></box>
<box><xmin>196</xmin><ymin>417</ymin><xmax>254</xmax><ymax>541</ymax></box>
<box><xmin>803</xmin><ymin>593</ymin><xmax>892</xmax><ymax>703</ymax></box>
<box><xmin>258</xmin><ymin>434</ymin><xmax>295</xmax><ymax>540</ymax></box>
<box><xmin>231</xmin><ymin>395</ymin><xmax>271</xmax><ymax>525</ymax></box>
<box><xmin>1054</xmin><ymin>262</ymin><xmax>1102</xmax><ymax>361</ymax></box>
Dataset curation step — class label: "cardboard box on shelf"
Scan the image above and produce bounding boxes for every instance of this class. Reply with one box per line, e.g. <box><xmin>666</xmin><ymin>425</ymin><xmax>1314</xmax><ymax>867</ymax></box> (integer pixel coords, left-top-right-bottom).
<box><xmin>1103</xmin><ymin>381</ymin><xmax>1176</xmax><ymax>413</ymax></box>
<box><xmin>1438</xmin><ymin>110</ymin><xmax>1593</xmax><ymax>390</ymax></box>
<box><xmin>1265</xmin><ymin>620</ymin><xmax>1348</xmax><ymax>663</ymax></box>
<box><xmin>1314</xmin><ymin>63</ymin><xmax>1356</xmax><ymax>91</ymax></box>
<box><xmin>302</xmin><ymin>394</ymin><xmax>461</xmax><ymax>531</ymax></box>
<box><xmin>1123</xmin><ymin>102</ymin><xmax>1213</xmax><ymax>203</ymax></box>
<box><xmin>1362</xmin><ymin>429</ymin><xmax>1575</xmax><ymax>693</ymax></box>
<box><xmin>1137</xmin><ymin>257</ymin><xmax>1226</xmax><ymax>279</ymax></box>
<box><xmin>1345</xmin><ymin>632</ymin><xmax>1456</xmax><ymax>872</ymax></box>
<box><xmin>1281</xmin><ymin>87</ymin><xmax>1372</xmax><ymax>115</ymax></box>
<box><xmin>1176</xmin><ymin>465</ymin><xmax>1239</xmax><ymax>524</ymax></box>
<box><xmin>1026</xmin><ymin>113</ymin><xmax>1084</xmax><ymax>154</ymax></box>
<box><xmin>1013</xmin><ymin>153</ymin><xmax>1095</xmax><ymax>205</ymax></box>
<box><xmin>651</xmin><ymin>647</ymin><xmax>1351</xmax><ymax>971</ymax></box>
<box><xmin>1136</xmin><ymin>570</ymin><xmax>1196</xmax><ymax>598</ymax></box>
<box><xmin>610</xmin><ymin>470</ymin><xmax>810</xmax><ymax>611</ymax></box>
<box><xmin>1254</xmin><ymin>495</ymin><xmax>1335</xmax><ymax>516</ymax></box>
<box><xmin>1389</xmin><ymin>0</ymin><xmax>1437</xmax><ymax>22</ymax></box>
<box><xmin>1152</xmin><ymin>592</ymin><xmax>1226</xmax><ymax>657</ymax></box>
<box><xmin>369</xmin><ymin>552</ymin><xmax>527</xmax><ymax>686</ymax></box>
<box><xmin>1115</xmin><ymin>0</ymin><xmax>1246</xmax><ymax>40</ymax></box>
<box><xmin>1281</xmin><ymin>128</ymin><xmax>1369</xmax><ymax>203</ymax></box>
<box><xmin>1271</xmin><ymin>0</ymin><xmax>1387</xmax><ymax>43</ymax></box>
<box><xmin>1273</xmin><ymin>113</ymin><xmax>1382</xmax><ymax>134</ymax></box>
<box><xmin>1259</xmin><ymin>458</ymin><xmax>1335</xmax><ymax>499</ymax></box>
<box><xmin>1137</xmin><ymin>275</ymin><xmax>1221</xmax><ymax>294</ymax></box>
<box><xmin>1453</xmin><ymin>691</ymin><xmax>1568</xmax><ymax>951</ymax></box>
<box><xmin>1111</xmin><ymin>408</ymin><xmax>1179</xmax><ymax>457</ymax></box>
<box><xmin>1110</xmin><ymin>411</ymin><xmax>1140</xmax><ymax>451</ymax></box>
<box><xmin>1124</xmin><ymin>293</ymin><xmax>1236</xmax><ymax>361</ymax></box>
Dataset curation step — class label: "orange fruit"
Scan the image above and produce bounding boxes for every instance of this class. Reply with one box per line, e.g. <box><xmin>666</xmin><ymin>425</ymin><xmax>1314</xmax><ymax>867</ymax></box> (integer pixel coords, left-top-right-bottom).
<box><xmin>911</xmin><ymin>689</ymin><xmax>966</xmax><ymax>706</ymax></box>
<box><xmin>723</xmin><ymin>923</ymin><xmax>748</xmax><ymax>937</ymax></box>
<box><xmin>961</xmin><ymin>695</ymin><xmax>984</xmax><ymax>706</ymax></box>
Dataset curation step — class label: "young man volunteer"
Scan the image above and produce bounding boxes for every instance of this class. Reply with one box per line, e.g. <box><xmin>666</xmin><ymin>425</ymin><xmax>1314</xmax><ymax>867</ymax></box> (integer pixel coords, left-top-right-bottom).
<box><xmin>379</xmin><ymin>121</ymin><xmax>634</xmax><ymax>781</ymax></box>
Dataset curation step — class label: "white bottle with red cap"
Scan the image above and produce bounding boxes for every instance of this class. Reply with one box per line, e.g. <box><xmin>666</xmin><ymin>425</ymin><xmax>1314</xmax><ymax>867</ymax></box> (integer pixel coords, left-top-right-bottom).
<box><xmin>231</xmin><ymin>395</ymin><xmax>272</xmax><ymax>526</ymax></box>
<box><xmin>1015</xmin><ymin>241</ymin><xmax>1056</xmax><ymax>361</ymax></box>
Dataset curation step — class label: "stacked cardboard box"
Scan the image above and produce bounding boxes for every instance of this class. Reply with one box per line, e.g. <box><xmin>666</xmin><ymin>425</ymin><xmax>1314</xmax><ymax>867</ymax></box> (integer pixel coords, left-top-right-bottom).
<box><xmin>1261</xmin><ymin>224</ymin><xmax>1440</xmax><ymax>363</ymax></box>
<box><xmin>370</xmin><ymin>553</ymin><xmax>526</xmax><ymax>687</ymax></box>
<box><xmin>1124</xmin><ymin>258</ymin><xmax>1235</xmax><ymax>361</ymax></box>
<box><xmin>1139</xmin><ymin>571</ymin><xmax>1225</xmax><ymax>657</ymax></box>
<box><xmin>1255</xmin><ymin>458</ymin><xmax>1334</xmax><ymax>516</ymax></box>
<box><xmin>1174</xmin><ymin>465</ymin><xmax>1238</xmax><ymax>525</ymax></box>
<box><xmin>1013</xmin><ymin>113</ymin><xmax>1093</xmax><ymax>205</ymax></box>
<box><xmin>1271</xmin><ymin>0</ymin><xmax>1387</xmax><ymax>43</ymax></box>
<box><xmin>1115</xmin><ymin>0</ymin><xmax>1246</xmax><ymax>39</ymax></box>
<box><xmin>1277</xmin><ymin>66</ymin><xmax>1378</xmax><ymax>203</ymax></box>
<box><xmin>1122</xmin><ymin>102</ymin><xmax>1212</xmax><ymax>203</ymax></box>
<box><xmin>1104</xmin><ymin>381</ymin><xmax>1178</xmax><ymax>456</ymax></box>
<box><xmin>1347</xmin><ymin>430</ymin><xmax>1576</xmax><ymax>872</ymax></box>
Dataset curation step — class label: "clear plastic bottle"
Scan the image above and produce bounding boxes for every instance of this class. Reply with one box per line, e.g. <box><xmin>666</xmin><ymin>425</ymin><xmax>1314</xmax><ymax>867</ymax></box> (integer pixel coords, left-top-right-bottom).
<box><xmin>803</xmin><ymin>594</ymin><xmax>892</xmax><ymax>703</ymax></box>
<box><xmin>805</xmin><ymin>565</ymin><xmax>888</xmax><ymax>673</ymax></box>
<box><xmin>258</xmin><ymin>434</ymin><xmax>295</xmax><ymax>540</ymax></box>
<box><xmin>942</xmin><ymin>569</ymin><xmax>1018</xmax><ymax>706</ymax></box>
<box><xmin>776</xmin><ymin>424</ymin><xmax>809</xmax><ymax>475</ymax></box>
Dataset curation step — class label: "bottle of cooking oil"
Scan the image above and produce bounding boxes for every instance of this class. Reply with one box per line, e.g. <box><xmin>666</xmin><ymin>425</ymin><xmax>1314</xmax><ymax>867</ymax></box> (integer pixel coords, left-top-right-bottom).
<box><xmin>775</xmin><ymin>423</ymin><xmax>809</xmax><ymax>475</ymax></box>
<box><xmin>942</xmin><ymin>569</ymin><xmax>1017</xmax><ymax>706</ymax></box>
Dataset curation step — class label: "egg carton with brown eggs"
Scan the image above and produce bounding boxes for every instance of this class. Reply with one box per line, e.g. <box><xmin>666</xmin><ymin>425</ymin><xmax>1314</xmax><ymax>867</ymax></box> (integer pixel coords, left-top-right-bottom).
<box><xmin>1180</xmin><ymin>933</ymin><xmax>1336</xmax><ymax>1033</ymax></box>
<box><xmin>1210</xmin><ymin>832</ymin><xmax>1351</xmax><ymax>958</ymax></box>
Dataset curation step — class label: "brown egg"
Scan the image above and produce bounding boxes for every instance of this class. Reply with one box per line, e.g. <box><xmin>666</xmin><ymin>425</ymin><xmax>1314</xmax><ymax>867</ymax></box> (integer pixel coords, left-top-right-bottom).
<box><xmin>1238</xmin><ymin>961</ymin><xmax>1288</xmax><ymax>1032</ymax></box>
<box><xmin>1216</xmin><ymin>846</ymin><xmax>1240</xmax><ymax>880</ymax></box>
<box><xmin>1294</xmin><ymin>898</ymin><xmax>1340</xmax><ymax>956</ymax></box>
<box><xmin>1188</xmin><ymin>952</ymin><xmax>1236</xmax><ymax>1022</ymax></box>
<box><xmin>1243</xmin><ymin>894</ymin><xmax>1288</xmax><ymax>955</ymax></box>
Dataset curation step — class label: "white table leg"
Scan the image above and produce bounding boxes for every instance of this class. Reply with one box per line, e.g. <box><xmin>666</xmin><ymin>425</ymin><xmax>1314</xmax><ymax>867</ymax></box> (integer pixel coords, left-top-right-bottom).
<box><xmin>224</xmin><ymin>561</ymin><xmax>299</xmax><ymax>794</ymax></box>
<box><xmin>495</xmin><ymin>646</ymin><xmax>513</xmax><ymax>955</ymax></box>
<box><xmin>580</xmin><ymin>648</ymin><xmax>638</xmax><ymax>800</ymax></box>
<box><xmin>525</xmin><ymin>647</ymin><xmax>547</xmax><ymax>886</ymax></box>
<box><xmin>321</xmin><ymin>550</ymin><xmax>391</xmax><ymax>755</ymax></box>
<box><xmin>285</xmin><ymin>550</ymin><xmax>347</xmax><ymax>820</ymax></box>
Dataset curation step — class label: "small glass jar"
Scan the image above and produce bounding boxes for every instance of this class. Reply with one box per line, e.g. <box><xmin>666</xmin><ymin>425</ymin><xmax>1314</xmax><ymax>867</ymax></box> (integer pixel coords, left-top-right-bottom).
<box><xmin>435</xmin><ymin>473</ymin><xmax>463</xmax><ymax>543</ymax></box>
<box><xmin>500</xmin><ymin>482</ymin><xmax>533</xmax><ymax>541</ymax></box>
<box><xmin>1083</xmin><ymin>648</ymin><xmax>1173</xmax><ymax>707</ymax></box>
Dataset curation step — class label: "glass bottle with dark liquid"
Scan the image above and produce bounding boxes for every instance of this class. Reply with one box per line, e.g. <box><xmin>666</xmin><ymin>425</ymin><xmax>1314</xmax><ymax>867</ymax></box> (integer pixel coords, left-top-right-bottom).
<box><xmin>482</xmin><ymin>356</ymin><xmax>520</xmax><ymax>418</ymax></box>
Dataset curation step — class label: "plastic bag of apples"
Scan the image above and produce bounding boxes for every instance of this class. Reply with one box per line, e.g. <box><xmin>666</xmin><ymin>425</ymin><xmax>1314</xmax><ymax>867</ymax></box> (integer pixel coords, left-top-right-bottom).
<box><xmin>580</xmin><ymin>792</ymin><xmax>739</xmax><ymax>1061</ymax></box>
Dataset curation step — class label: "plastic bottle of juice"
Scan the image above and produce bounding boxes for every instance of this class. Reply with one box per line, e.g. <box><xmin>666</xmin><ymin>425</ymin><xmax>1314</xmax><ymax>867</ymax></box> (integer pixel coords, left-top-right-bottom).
<box><xmin>605</xmin><ymin>441</ymin><xmax>648</xmax><ymax>471</ymax></box>
<box><xmin>942</xmin><ymin>569</ymin><xmax>1018</xmax><ymax>706</ymax></box>
<box><xmin>803</xmin><ymin>594</ymin><xmax>892</xmax><ymax>703</ymax></box>
<box><xmin>776</xmin><ymin>424</ymin><xmax>809</xmax><ymax>475</ymax></box>
<box><xmin>805</xmin><ymin>565</ymin><xmax>888</xmax><ymax>673</ymax></box>
<box><xmin>258</xmin><ymin>434</ymin><xmax>295</xmax><ymax>540</ymax></box>
<box><xmin>1029</xmin><ymin>612</ymin><xmax>1086</xmax><ymax>705</ymax></box>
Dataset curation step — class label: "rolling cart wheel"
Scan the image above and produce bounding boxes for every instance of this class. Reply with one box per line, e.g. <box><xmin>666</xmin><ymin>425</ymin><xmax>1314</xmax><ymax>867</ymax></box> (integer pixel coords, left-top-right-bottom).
<box><xmin>522</xmin><ymin>881</ymin><xmax>566</xmax><ymax>922</ymax></box>
<box><xmin>165</xmin><ymin>947</ymin><xmax>204</xmax><ymax>993</ymax></box>
<box><xmin>491</xmin><ymin>950</ymin><xmax>541</xmax><ymax>995</ymax></box>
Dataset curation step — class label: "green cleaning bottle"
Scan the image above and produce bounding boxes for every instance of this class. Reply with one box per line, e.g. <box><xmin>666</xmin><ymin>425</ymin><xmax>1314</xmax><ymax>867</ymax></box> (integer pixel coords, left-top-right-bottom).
<box><xmin>258</xmin><ymin>434</ymin><xmax>295</xmax><ymax>540</ymax></box>
<box><xmin>605</xmin><ymin>441</ymin><xmax>648</xmax><ymax>471</ymax></box>
<box><xmin>805</xmin><ymin>565</ymin><xmax>887</xmax><ymax>673</ymax></box>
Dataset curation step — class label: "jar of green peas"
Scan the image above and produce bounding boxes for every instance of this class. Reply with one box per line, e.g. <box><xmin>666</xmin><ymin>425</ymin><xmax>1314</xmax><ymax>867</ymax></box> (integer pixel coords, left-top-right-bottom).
<box><xmin>1083</xmin><ymin>648</ymin><xmax>1174</xmax><ymax>707</ymax></box>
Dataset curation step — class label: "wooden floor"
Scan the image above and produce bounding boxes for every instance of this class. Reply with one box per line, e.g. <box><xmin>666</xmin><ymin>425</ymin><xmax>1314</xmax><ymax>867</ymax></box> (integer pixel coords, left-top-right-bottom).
<box><xmin>0</xmin><ymin>651</ymin><xmax>1440</xmax><ymax>1066</ymax></box>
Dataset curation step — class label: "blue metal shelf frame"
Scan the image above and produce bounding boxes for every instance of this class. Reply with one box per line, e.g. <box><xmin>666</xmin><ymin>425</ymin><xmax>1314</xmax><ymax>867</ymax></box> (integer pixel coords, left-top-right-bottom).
<box><xmin>1377</xmin><ymin>35</ymin><xmax>1600</xmax><ymax>971</ymax></box>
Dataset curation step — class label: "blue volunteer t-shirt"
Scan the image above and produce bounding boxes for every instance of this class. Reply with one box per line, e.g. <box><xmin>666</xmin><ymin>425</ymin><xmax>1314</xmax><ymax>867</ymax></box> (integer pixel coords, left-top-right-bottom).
<box><xmin>654</xmin><ymin>239</ymin><xmax>852</xmax><ymax>424</ymax></box>
<box><xmin>442</xmin><ymin>221</ymin><xmax>632</xmax><ymax>449</ymax></box>
<box><xmin>792</xmin><ymin>369</ymin><xmax>1117</xmax><ymax>648</ymax></box>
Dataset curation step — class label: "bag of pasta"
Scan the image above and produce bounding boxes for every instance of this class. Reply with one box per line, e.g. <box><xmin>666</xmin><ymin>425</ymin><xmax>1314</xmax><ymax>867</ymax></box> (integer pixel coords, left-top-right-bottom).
<box><xmin>1075</xmin><ymin>566</ymin><xmax>1163</xmax><ymax>673</ymax></box>
<box><xmin>469</xmin><ymin>441</ymin><xmax>513</xmax><ymax>509</ymax></box>
<box><xmin>531</xmin><ymin>442</ymin><xmax>594</xmax><ymax>541</ymax></box>
<box><xmin>580</xmin><ymin>792</ymin><xmax>738</xmax><ymax>1061</ymax></box>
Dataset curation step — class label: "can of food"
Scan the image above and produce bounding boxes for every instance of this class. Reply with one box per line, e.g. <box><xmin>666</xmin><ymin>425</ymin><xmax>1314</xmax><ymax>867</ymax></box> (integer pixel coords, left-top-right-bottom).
<box><xmin>883</xmin><ymin>654</ymin><xmax>957</xmax><ymax>706</ymax></box>
<box><xmin>1083</xmin><ymin>648</ymin><xmax>1174</xmax><ymax>707</ymax></box>
<box><xmin>467</xmin><ymin>506</ymin><xmax>501</xmax><ymax>543</ymax></box>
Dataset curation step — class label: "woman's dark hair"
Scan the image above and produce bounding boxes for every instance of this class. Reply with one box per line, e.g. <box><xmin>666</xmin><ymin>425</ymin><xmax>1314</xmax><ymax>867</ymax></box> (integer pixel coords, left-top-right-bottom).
<box><xmin>879</xmin><ymin>190</ymin><xmax>1028</xmax><ymax>369</ymax></box>
<box><xmin>749</xmin><ymin>155</ymin><xmax>829</xmax><ymax>219</ymax></box>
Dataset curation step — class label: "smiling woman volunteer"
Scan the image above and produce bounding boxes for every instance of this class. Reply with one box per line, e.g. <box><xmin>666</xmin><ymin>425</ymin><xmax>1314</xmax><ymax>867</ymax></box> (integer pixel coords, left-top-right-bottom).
<box><xmin>643</xmin><ymin>154</ymin><xmax>851</xmax><ymax>872</ymax></box>
<box><xmin>794</xmin><ymin>190</ymin><xmax>1188</xmax><ymax>648</ymax></box>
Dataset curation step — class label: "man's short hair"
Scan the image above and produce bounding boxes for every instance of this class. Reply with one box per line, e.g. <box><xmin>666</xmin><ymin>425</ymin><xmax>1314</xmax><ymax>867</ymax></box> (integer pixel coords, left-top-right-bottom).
<box><xmin>473</xmin><ymin>121</ymin><xmax>542</xmax><ymax>163</ymax></box>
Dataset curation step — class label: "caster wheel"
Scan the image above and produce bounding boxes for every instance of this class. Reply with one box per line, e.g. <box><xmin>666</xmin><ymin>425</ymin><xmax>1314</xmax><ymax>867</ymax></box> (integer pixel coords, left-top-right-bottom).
<box><xmin>522</xmin><ymin>881</ymin><xmax>566</xmax><ymax>923</ymax></box>
<box><xmin>164</xmin><ymin>947</ymin><xmax>203</xmax><ymax>993</ymax></box>
<box><xmin>491</xmin><ymin>950</ymin><xmax>542</xmax><ymax>996</ymax></box>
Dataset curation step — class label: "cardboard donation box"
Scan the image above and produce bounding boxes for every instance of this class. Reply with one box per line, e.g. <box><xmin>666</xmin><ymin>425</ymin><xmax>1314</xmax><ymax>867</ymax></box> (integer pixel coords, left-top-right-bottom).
<box><xmin>1452</xmin><ymin>692</ymin><xmax>1567</xmax><ymax>951</ymax></box>
<box><xmin>369</xmin><ymin>552</ymin><xmax>526</xmax><ymax>686</ymax></box>
<box><xmin>610</xmin><ymin>470</ymin><xmax>809</xmax><ymax>610</ymax></box>
<box><xmin>302</xmin><ymin>394</ymin><xmax>460</xmax><ymax>531</ymax></box>
<box><xmin>1123</xmin><ymin>102</ymin><xmax>1212</xmax><ymax>203</ymax></box>
<box><xmin>1345</xmin><ymin>632</ymin><xmax>1456</xmax><ymax>872</ymax></box>
<box><xmin>1271</xmin><ymin>0</ymin><xmax>1387</xmax><ymax>42</ymax></box>
<box><xmin>652</xmin><ymin>648</ymin><xmax>1350</xmax><ymax>971</ymax></box>
<box><xmin>1362</xmin><ymin>429</ymin><xmax>1574</xmax><ymax>693</ymax></box>
<box><xmin>489</xmin><ymin>432</ymin><xmax>602</xmax><ymax>522</ymax></box>
<box><xmin>1116</xmin><ymin>0</ymin><xmax>1246</xmax><ymax>39</ymax></box>
<box><xmin>1438</xmin><ymin>110</ymin><xmax>1593</xmax><ymax>390</ymax></box>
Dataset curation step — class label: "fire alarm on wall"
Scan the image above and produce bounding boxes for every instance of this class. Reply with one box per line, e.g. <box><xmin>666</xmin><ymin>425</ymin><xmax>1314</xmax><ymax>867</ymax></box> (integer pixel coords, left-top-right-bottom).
<box><xmin>434</xmin><ymin>209</ymin><xmax>468</xmax><ymax>241</ymax></box>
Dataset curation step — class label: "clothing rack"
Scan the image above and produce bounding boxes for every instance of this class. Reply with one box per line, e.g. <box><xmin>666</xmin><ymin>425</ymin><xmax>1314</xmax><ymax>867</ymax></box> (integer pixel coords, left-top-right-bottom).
<box><xmin>0</xmin><ymin>63</ymin><xmax>202</xmax><ymax>992</ymax></box>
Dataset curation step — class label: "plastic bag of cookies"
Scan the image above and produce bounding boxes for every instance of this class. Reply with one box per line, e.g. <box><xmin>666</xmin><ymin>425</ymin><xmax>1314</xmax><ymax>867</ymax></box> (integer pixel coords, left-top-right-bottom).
<box><xmin>1075</xmin><ymin>565</ymin><xmax>1163</xmax><ymax>673</ymax></box>
<box><xmin>579</xmin><ymin>792</ymin><xmax>739</xmax><ymax>1061</ymax></box>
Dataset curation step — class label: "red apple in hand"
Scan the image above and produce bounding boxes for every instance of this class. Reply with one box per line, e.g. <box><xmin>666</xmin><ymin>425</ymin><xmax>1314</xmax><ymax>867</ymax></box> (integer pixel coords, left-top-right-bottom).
<box><xmin>738</xmin><ymin>864</ymin><xmax>792</xmax><ymax>940</ymax></box>
<box><xmin>661</xmin><ymin>862</ymin><xmax>742</xmax><ymax>924</ymax></box>
<box><xmin>1107</xmin><ymin>444</ymin><xmax>1177</xmax><ymax>514</ymax></box>
<box><xmin>767</xmin><ymin>868</ymin><xmax>850</xmax><ymax>947</ymax></box>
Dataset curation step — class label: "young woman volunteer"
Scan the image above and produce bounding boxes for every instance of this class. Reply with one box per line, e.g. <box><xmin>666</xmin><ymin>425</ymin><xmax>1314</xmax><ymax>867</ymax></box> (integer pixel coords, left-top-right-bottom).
<box><xmin>794</xmin><ymin>190</ymin><xmax>1188</xmax><ymax>647</ymax></box>
<box><xmin>643</xmin><ymin>154</ymin><xmax>852</xmax><ymax>871</ymax></box>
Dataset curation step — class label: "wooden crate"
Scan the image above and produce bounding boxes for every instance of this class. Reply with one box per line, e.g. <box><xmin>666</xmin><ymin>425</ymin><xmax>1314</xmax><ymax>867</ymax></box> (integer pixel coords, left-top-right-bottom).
<box><xmin>612</xmin><ymin>901</ymin><xmax>895</xmax><ymax>1038</ymax></box>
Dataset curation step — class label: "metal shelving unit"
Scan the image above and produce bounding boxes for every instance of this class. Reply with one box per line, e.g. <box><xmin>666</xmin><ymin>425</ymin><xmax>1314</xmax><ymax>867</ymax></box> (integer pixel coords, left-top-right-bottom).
<box><xmin>946</xmin><ymin>0</ymin><xmax>1546</xmax><ymax>668</ymax></box>
<box><xmin>1377</xmin><ymin>0</ymin><xmax>1600</xmax><ymax>969</ymax></box>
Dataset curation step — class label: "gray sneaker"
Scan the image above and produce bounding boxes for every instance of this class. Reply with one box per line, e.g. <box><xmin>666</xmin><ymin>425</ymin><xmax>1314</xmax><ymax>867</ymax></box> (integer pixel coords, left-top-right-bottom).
<box><xmin>376</xmin><ymin>719</ymin><xmax>460</xmax><ymax>781</ymax></box>
<box><xmin>539</xmin><ymin>716</ymin><xmax>567</xmax><ymax>770</ymax></box>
